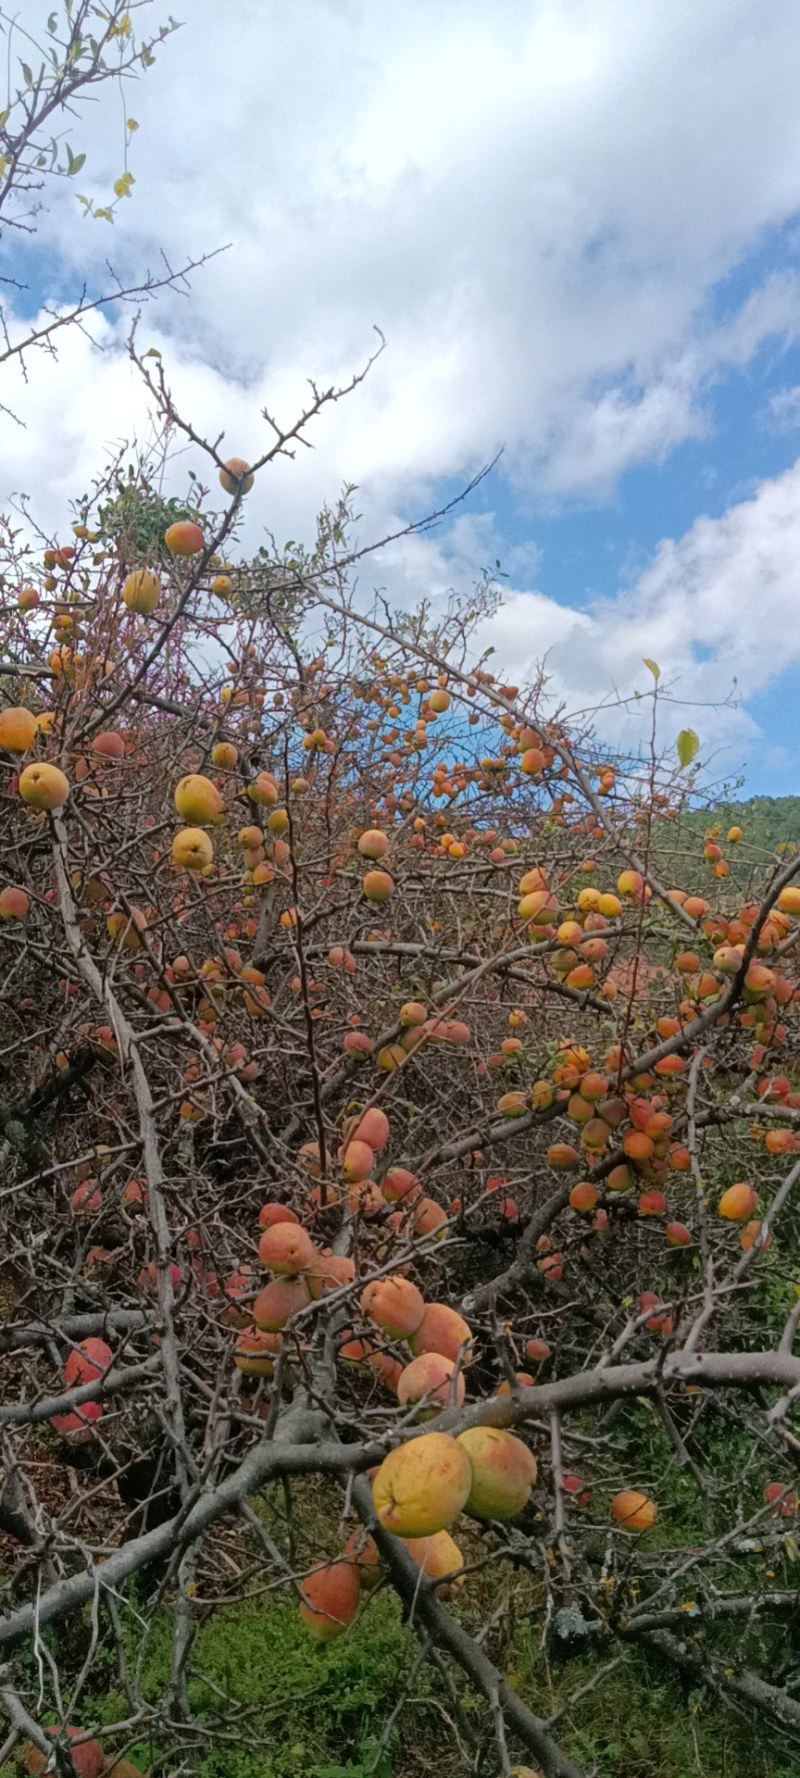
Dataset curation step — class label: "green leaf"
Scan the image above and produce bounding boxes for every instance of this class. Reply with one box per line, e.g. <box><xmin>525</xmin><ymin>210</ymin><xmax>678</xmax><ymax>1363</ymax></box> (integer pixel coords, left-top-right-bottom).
<box><xmin>643</xmin><ymin>658</ymin><xmax>660</xmax><ymax>679</ymax></box>
<box><xmin>677</xmin><ymin>728</ymin><xmax>700</xmax><ymax>769</ymax></box>
<box><xmin>21</xmin><ymin>62</ymin><xmax>33</xmax><ymax>87</ymax></box>
<box><xmin>66</xmin><ymin>149</ymin><xmax>86</xmax><ymax>176</ymax></box>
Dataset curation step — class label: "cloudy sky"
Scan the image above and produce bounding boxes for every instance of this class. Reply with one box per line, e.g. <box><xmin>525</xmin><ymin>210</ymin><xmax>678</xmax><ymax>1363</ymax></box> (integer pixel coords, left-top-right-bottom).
<box><xmin>5</xmin><ymin>0</ymin><xmax>800</xmax><ymax>793</ymax></box>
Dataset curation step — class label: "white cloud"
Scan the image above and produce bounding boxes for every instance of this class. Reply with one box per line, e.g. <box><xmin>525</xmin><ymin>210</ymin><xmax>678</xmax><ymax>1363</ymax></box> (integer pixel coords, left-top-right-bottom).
<box><xmin>3</xmin><ymin>0</ymin><xmax>800</xmax><ymax>780</ymax></box>
<box><xmin>764</xmin><ymin>384</ymin><xmax>800</xmax><ymax>432</ymax></box>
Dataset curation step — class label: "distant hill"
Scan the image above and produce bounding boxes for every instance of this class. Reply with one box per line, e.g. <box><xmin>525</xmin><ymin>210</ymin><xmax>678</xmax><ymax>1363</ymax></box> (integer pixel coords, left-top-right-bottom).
<box><xmin>649</xmin><ymin>795</ymin><xmax>800</xmax><ymax>893</ymax></box>
<box><xmin>677</xmin><ymin>794</ymin><xmax>800</xmax><ymax>854</ymax></box>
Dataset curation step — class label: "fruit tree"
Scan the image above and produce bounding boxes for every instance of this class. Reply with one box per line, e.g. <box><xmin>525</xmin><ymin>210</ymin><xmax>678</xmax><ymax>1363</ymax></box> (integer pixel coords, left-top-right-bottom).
<box><xmin>1</xmin><ymin>344</ymin><xmax>800</xmax><ymax>1778</ymax></box>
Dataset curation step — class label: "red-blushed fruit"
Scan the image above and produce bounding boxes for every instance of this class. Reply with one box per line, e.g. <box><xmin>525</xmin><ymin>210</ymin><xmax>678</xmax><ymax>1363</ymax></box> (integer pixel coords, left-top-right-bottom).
<box><xmin>665</xmin><ymin>1221</ymin><xmax>692</xmax><ymax>1247</ymax></box>
<box><xmin>412</xmin><ymin>1197</ymin><xmax>449</xmax><ymax>1238</ymax></box>
<box><xmin>455</xmin><ymin>1427</ymin><xmax>537</xmax><ymax>1520</ymax></box>
<box><xmin>252</xmin><ymin>1276</ymin><xmax>310</xmax><ymax>1331</ymax></box>
<box><xmin>611</xmin><ymin>1489</ymin><xmax>657</xmax><ymax>1530</ymax></box>
<box><xmin>546</xmin><ymin>1142</ymin><xmax>581</xmax><ymax>1170</ymax></box>
<box><xmin>70</xmin><ymin>1180</ymin><xmax>102</xmax><ymax>1215</ymax></box>
<box><xmin>399</xmin><ymin>1000</ymin><xmax>427</xmax><ymax>1027</ymax></box>
<box><xmin>24</xmin><ymin>1727</ymin><xmax>106</xmax><ymax>1778</ymax></box>
<box><xmin>299</xmin><ymin>1558</ymin><xmax>360</xmax><ymax>1641</ymax></box>
<box><xmin>361</xmin><ymin>1275</ymin><xmax>426</xmax><ymax>1339</ymax></box>
<box><xmin>396</xmin><ymin>1352</ymin><xmax>465</xmax><ymax>1416</ymax></box>
<box><xmin>164</xmin><ymin>519</ymin><xmax>205</xmax><ymax>556</ymax></box>
<box><xmin>362</xmin><ymin>868</ymin><xmax>393</xmax><ymax>903</ymax></box>
<box><xmin>409</xmin><ymin>1302</ymin><xmax>473</xmax><ymax>1364</ymax></box>
<box><xmin>562</xmin><ymin>1473</ymin><xmax>592</xmax><ymax>1508</ymax></box>
<box><xmin>219</xmin><ymin>457</ymin><xmax>254</xmax><ymax>494</ymax></box>
<box><xmin>494</xmin><ymin>1371</ymin><xmax>534</xmax><ymax>1395</ymax></box>
<box><xmin>63</xmin><ymin>1337</ymin><xmax>112</xmax><ymax>1386</ymax></box>
<box><xmin>50</xmin><ymin>1400</ymin><xmax>103</xmax><ymax>1443</ymax></box>
<box><xmin>233</xmin><ymin>1325</ymin><xmax>282</xmax><ymax>1376</ymax></box>
<box><xmin>18</xmin><ymin>762</ymin><xmax>70</xmax><ymax>809</ymax></box>
<box><xmin>247</xmin><ymin>771</ymin><xmax>279</xmax><ymax>806</ymax></box>
<box><xmin>122</xmin><ymin>568</ymin><xmax>160</xmax><ymax>613</ymax></box>
<box><xmin>349</xmin><ymin>1106</ymin><xmax>390</xmax><ymax>1152</ymax></box>
<box><xmin>257</xmin><ymin>1221</ymin><xmax>317</xmax><ymax>1277</ymax></box>
<box><xmin>719</xmin><ymin>1181</ymin><xmax>758</xmax><ymax>1221</ymax></box>
<box><xmin>381</xmin><ymin>1165</ymin><xmax>421</xmax><ymax>1204</ymax></box>
<box><xmin>344</xmin><ymin>1526</ymin><xmax>383</xmax><ymax>1588</ymax></box>
<box><xmin>497</xmin><ymin>1091</ymin><xmax>528</xmax><ymax>1118</ymax></box>
<box><xmin>569</xmin><ymin>1180</ymin><xmax>598</xmax><ymax>1213</ymax></box>
<box><xmin>524</xmin><ymin>1338</ymin><xmax>551</xmax><ymax>1363</ymax></box>
<box><xmin>92</xmin><ymin>730</ymin><xmax>125</xmax><ymax>759</ymax></box>
<box><xmin>763</xmin><ymin>1480</ymin><xmax>798</xmax><ymax>1515</ymax></box>
<box><xmin>0</xmin><ymin>705</ymin><xmax>38</xmax><ymax>751</ymax></box>
<box><xmin>357</xmin><ymin>827</ymin><xmax>389</xmax><ymax>859</ymax></box>
<box><xmin>402</xmin><ymin>1528</ymin><xmax>464</xmax><ymax>1595</ymax></box>
<box><xmin>372</xmin><ymin>1432</ymin><xmax>472</xmax><ymax>1536</ymax></box>
<box><xmin>740</xmin><ymin>1218</ymin><xmax>772</xmax><ymax>1253</ymax></box>
<box><xmin>341</xmin><ymin>1138</ymin><xmax>374</xmax><ymax>1182</ymax></box>
<box><xmin>638</xmin><ymin>1189</ymin><xmax>666</xmax><ymax>1217</ymax></box>
<box><xmin>0</xmin><ymin>885</ymin><xmax>30</xmax><ymax>920</ymax></box>
<box><xmin>257</xmin><ymin>1201</ymin><xmax>301</xmax><ymax>1229</ymax></box>
<box><xmin>306</xmin><ymin>1252</ymin><xmax>356</xmax><ymax>1299</ymax></box>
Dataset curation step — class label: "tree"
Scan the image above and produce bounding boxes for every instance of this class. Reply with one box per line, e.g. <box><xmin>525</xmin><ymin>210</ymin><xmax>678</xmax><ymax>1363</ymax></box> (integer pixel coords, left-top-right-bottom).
<box><xmin>0</xmin><ymin>1</ymin><xmax>214</xmax><ymax>415</ymax></box>
<box><xmin>1</xmin><ymin>356</ymin><xmax>800</xmax><ymax>1778</ymax></box>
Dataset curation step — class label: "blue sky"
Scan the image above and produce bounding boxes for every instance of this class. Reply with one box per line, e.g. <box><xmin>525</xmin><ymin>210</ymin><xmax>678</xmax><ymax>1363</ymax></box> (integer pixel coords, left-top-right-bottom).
<box><xmin>5</xmin><ymin>1</ymin><xmax>800</xmax><ymax>797</ymax></box>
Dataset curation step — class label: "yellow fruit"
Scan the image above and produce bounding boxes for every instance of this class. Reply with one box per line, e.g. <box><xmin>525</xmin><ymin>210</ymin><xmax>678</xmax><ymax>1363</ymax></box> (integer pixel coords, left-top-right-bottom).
<box><xmin>174</xmin><ymin>773</ymin><xmax>224</xmax><ymax>825</ymax></box>
<box><xmin>18</xmin><ymin>762</ymin><xmax>69</xmax><ymax>809</ymax></box>
<box><xmin>122</xmin><ymin>569</ymin><xmax>161</xmax><ymax>614</ymax></box>
<box><xmin>171</xmin><ymin>828</ymin><xmax>214</xmax><ymax>870</ymax></box>
<box><xmin>0</xmin><ymin>706</ymin><xmax>38</xmax><ymax>752</ymax></box>
<box><xmin>455</xmin><ymin>1427</ymin><xmax>537</xmax><ymax>1520</ymax></box>
<box><xmin>372</xmin><ymin>1433</ymin><xmax>472</xmax><ymax>1536</ymax></box>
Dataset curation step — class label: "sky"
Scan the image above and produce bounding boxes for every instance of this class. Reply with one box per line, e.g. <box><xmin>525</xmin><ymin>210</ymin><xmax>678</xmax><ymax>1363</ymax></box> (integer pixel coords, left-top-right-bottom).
<box><xmin>3</xmin><ymin>0</ymin><xmax>800</xmax><ymax>795</ymax></box>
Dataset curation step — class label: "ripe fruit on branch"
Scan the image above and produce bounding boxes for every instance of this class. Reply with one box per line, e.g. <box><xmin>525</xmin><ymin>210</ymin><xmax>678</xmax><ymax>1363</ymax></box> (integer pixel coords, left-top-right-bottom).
<box><xmin>299</xmin><ymin>1559</ymin><xmax>360</xmax><ymax>1641</ymax></box>
<box><xmin>718</xmin><ymin>1181</ymin><xmax>758</xmax><ymax>1221</ymax></box>
<box><xmin>382</xmin><ymin>1166</ymin><xmax>421</xmax><ymax>1204</ymax></box>
<box><xmin>171</xmin><ymin>827</ymin><xmax>214</xmax><ymax>870</ymax></box>
<box><xmin>122</xmin><ymin>569</ymin><xmax>161</xmax><ymax>613</ymax></box>
<box><xmin>247</xmin><ymin>771</ymin><xmax>279</xmax><ymax>806</ymax></box>
<box><xmin>164</xmin><ymin>519</ymin><xmax>205</xmax><ymax>556</ymax></box>
<box><xmin>341</xmin><ymin>1138</ymin><xmax>374</xmax><ymax>1182</ymax></box>
<box><xmin>63</xmin><ymin>1337</ymin><xmax>112</xmax><ymax>1386</ymax></box>
<box><xmin>257</xmin><ymin>1221</ymin><xmax>317</xmax><ymax>1276</ymax></box>
<box><xmin>409</xmin><ymin>1302</ymin><xmax>473</xmax><ymax>1363</ymax></box>
<box><xmin>349</xmin><ymin>1106</ymin><xmax>390</xmax><ymax>1152</ymax></box>
<box><xmin>362</xmin><ymin>868</ymin><xmax>394</xmax><ymax>903</ymax></box>
<box><xmin>0</xmin><ymin>705</ymin><xmax>38</xmax><ymax>751</ymax></box>
<box><xmin>252</xmin><ymin>1276</ymin><xmax>310</xmax><ymax>1330</ymax></box>
<box><xmin>174</xmin><ymin>773</ymin><xmax>224</xmax><ymax>825</ymax></box>
<box><xmin>233</xmin><ymin>1326</ymin><xmax>281</xmax><ymax>1376</ymax></box>
<box><xmin>403</xmin><ymin>1529</ymin><xmax>464</xmax><ymax>1594</ymax></box>
<box><xmin>219</xmin><ymin>457</ymin><xmax>254</xmax><ymax>494</ymax></box>
<box><xmin>0</xmin><ymin>885</ymin><xmax>29</xmax><ymax>920</ymax></box>
<box><xmin>357</xmin><ymin>828</ymin><xmax>389</xmax><ymax>859</ymax></box>
<box><xmin>50</xmin><ymin>1400</ymin><xmax>103</xmax><ymax>1443</ymax></box>
<box><xmin>360</xmin><ymin>1275</ymin><xmax>425</xmax><ymax>1339</ymax></box>
<box><xmin>611</xmin><ymin>1489</ymin><xmax>657</xmax><ymax>1530</ymax></box>
<box><xmin>372</xmin><ymin>1432</ymin><xmax>472</xmax><ymax>1536</ymax></box>
<box><xmin>211</xmin><ymin>741</ymin><xmax>238</xmax><ymax>769</ymax></box>
<box><xmin>24</xmin><ymin>1728</ymin><xmax>105</xmax><ymax>1778</ymax></box>
<box><xmin>18</xmin><ymin>762</ymin><xmax>70</xmax><ymax>809</ymax></box>
<box><xmin>455</xmin><ymin>1427</ymin><xmax>537</xmax><ymax>1520</ymax></box>
<box><xmin>396</xmin><ymin>1352</ymin><xmax>465</xmax><ymax>1416</ymax></box>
